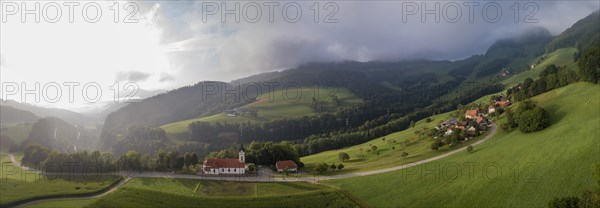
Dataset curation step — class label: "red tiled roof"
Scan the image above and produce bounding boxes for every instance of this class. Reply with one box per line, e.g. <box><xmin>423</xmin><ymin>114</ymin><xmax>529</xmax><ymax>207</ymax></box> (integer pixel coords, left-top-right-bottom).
<box><xmin>476</xmin><ymin>116</ymin><xmax>484</xmax><ymax>124</ymax></box>
<box><xmin>465</xmin><ymin>109</ymin><xmax>478</xmax><ymax>117</ymax></box>
<box><xmin>203</xmin><ymin>158</ymin><xmax>245</xmax><ymax>171</ymax></box>
<box><xmin>276</xmin><ymin>160</ymin><xmax>297</xmax><ymax>170</ymax></box>
<box><xmin>496</xmin><ymin>100</ymin><xmax>511</xmax><ymax>106</ymax></box>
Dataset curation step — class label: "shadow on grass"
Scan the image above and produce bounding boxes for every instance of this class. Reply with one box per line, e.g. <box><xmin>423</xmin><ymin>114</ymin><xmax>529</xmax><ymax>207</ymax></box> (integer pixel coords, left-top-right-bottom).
<box><xmin>544</xmin><ymin>104</ymin><xmax>567</xmax><ymax>126</ymax></box>
<box><xmin>277</xmin><ymin>182</ymin><xmax>321</xmax><ymax>191</ymax></box>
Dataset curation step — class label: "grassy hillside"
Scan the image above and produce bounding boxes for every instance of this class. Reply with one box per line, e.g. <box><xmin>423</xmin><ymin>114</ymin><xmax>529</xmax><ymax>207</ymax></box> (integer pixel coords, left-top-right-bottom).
<box><xmin>0</xmin><ymin>123</ymin><xmax>33</xmax><ymax>145</ymax></box>
<box><xmin>35</xmin><ymin>178</ymin><xmax>358</xmax><ymax>208</ymax></box>
<box><xmin>502</xmin><ymin>47</ymin><xmax>578</xmax><ymax>87</ymax></box>
<box><xmin>162</xmin><ymin>87</ymin><xmax>362</xmax><ymax>141</ymax></box>
<box><xmin>326</xmin><ymin>82</ymin><xmax>600</xmax><ymax>207</ymax></box>
<box><xmin>301</xmin><ymin>109</ymin><xmax>491</xmax><ymax>174</ymax></box>
<box><xmin>0</xmin><ymin>155</ymin><xmax>121</xmax><ymax>206</ymax></box>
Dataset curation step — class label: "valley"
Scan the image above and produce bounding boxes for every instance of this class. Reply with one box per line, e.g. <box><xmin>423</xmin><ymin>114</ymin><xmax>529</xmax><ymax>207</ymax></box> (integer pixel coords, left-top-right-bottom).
<box><xmin>1</xmin><ymin>6</ymin><xmax>599</xmax><ymax>208</ymax></box>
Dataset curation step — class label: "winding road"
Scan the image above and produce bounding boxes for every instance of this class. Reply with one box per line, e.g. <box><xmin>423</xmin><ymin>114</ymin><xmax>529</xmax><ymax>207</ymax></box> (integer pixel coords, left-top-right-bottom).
<box><xmin>2</xmin><ymin>123</ymin><xmax>496</xmax><ymax>207</ymax></box>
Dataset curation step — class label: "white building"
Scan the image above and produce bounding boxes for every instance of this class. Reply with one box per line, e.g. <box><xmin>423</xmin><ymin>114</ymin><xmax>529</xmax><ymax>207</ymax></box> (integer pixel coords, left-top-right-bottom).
<box><xmin>276</xmin><ymin>160</ymin><xmax>298</xmax><ymax>173</ymax></box>
<box><xmin>202</xmin><ymin>149</ymin><xmax>246</xmax><ymax>175</ymax></box>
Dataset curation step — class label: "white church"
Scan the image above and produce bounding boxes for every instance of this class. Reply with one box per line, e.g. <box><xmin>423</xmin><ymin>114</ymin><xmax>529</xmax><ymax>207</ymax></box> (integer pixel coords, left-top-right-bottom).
<box><xmin>201</xmin><ymin>147</ymin><xmax>247</xmax><ymax>175</ymax></box>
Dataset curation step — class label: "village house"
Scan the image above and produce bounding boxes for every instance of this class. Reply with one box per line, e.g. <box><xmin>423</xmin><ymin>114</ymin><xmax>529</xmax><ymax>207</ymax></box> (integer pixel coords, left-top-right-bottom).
<box><xmin>488</xmin><ymin>105</ymin><xmax>496</xmax><ymax>114</ymax></box>
<box><xmin>467</xmin><ymin>126</ymin><xmax>477</xmax><ymax>135</ymax></box>
<box><xmin>275</xmin><ymin>160</ymin><xmax>298</xmax><ymax>173</ymax></box>
<box><xmin>465</xmin><ymin>109</ymin><xmax>479</xmax><ymax>119</ymax></box>
<box><xmin>444</xmin><ymin>128</ymin><xmax>454</xmax><ymax>136</ymax></box>
<box><xmin>224</xmin><ymin>108</ymin><xmax>251</xmax><ymax>117</ymax></box>
<box><xmin>495</xmin><ymin>100</ymin><xmax>511</xmax><ymax>107</ymax></box>
<box><xmin>201</xmin><ymin>148</ymin><xmax>247</xmax><ymax>175</ymax></box>
<box><xmin>457</xmin><ymin>121</ymin><xmax>468</xmax><ymax>130</ymax></box>
<box><xmin>441</xmin><ymin>118</ymin><xmax>458</xmax><ymax>127</ymax></box>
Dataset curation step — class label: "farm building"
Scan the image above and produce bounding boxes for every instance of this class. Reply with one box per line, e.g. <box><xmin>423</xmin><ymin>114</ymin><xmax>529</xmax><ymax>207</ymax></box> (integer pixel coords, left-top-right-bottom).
<box><xmin>276</xmin><ymin>160</ymin><xmax>298</xmax><ymax>173</ymax></box>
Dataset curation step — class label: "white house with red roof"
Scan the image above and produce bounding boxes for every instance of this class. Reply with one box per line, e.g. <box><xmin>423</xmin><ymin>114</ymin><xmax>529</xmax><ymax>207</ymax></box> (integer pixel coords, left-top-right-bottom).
<box><xmin>276</xmin><ymin>160</ymin><xmax>298</xmax><ymax>173</ymax></box>
<box><xmin>202</xmin><ymin>148</ymin><xmax>247</xmax><ymax>175</ymax></box>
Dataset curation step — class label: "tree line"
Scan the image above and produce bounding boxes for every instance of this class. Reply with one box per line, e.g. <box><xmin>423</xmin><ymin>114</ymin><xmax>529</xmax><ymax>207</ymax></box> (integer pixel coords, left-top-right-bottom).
<box><xmin>501</xmin><ymin>100</ymin><xmax>550</xmax><ymax>133</ymax></box>
<box><xmin>21</xmin><ymin>143</ymin><xmax>201</xmax><ymax>173</ymax></box>
<box><xmin>509</xmin><ymin>64</ymin><xmax>578</xmax><ymax>102</ymax></box>
<box><xmin>203</xmin><ymin>141</ymin><xmax>302</xmax><ymax>168</ymax></box>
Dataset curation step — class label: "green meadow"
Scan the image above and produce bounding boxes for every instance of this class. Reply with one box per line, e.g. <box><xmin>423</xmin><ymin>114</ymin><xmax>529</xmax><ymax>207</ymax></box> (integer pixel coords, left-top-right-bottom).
<box><xmin>326</xmin><ymin>82</ymin><xmax>600</xmax><ymax>207</ymax></box>
<box><xmin>162</xmin><ymin>87</ymin><xmax>362</xmax><ymax>142</ymax></box>
<box><xmin>0</xmin><ymin>155</ymin><xmax>122</xmax><ymax>207</ymax></box>
<box><xmin>300</xmin><ymin>108</ymin><xmax>492</xmax><ymax>174</ymax></box>
<box><xmin>0</xmin><ymin>123</ymin><xmax>33</xmax><ymax>144</ymax></box>
<box><xmin>29</xmin><ymin>178</ymin><xmax>358</xmax><ymax>208</ymax></box>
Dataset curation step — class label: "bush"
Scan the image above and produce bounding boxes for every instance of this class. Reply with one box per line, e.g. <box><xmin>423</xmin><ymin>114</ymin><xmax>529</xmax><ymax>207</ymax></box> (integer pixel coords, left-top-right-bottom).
<box><xmin>425</xmin><ymin>118</ymin><xmax>433</xmax><ymax>123</ymax></box>
<box><xmin>467</xmin><ymin>145</ymin><xmax>474</xmax><ymax>153</ymax></box>
<box><xmin>500</xmin><ymin>123</ymin><xmax>510</xmax><ymax>131</ymax></box>
<box><xmin>518</xmin><ymin>107</ymin><xmax>550</xmax><ymax>133</ymax></box>
<box><xmin>401</xmin><ymin>152</ymin><xmax>409</xmax><ymax>159</ymax></box>
<box><xmin>431</xmin><ymin>141</ymin><xmax>440</xmax><ymax>151</ymax></box>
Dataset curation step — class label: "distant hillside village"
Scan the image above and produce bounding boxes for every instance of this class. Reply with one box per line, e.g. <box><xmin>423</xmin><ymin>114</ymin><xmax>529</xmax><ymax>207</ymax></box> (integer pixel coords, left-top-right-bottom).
<box><xmin>223</xmin><ymin>108</ymin><xmax>258</xmax><ymax>117</ymax></box>
<box><xmin>431</xmin><ymin>95</ymin><xmax>511</xmax><ymax>150</ymax></box>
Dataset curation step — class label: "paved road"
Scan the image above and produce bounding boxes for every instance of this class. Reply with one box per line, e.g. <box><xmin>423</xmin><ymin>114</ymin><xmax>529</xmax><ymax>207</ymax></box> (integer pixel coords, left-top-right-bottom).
<box><xmin>2</xmin><ymin>123</ymin><xmax>496</xmax><ymax>206</ymax></box>
<box><xmin>116</xmin><ymin>123</ymin><xmax>497</xmax><ymax>182</ymax></box>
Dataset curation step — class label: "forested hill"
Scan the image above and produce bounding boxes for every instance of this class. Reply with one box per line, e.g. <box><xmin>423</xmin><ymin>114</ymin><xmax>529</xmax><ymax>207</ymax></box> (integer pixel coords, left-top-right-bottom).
<box><xmin>0</xmin><ymin>106</ymin><xmax>39</xmax><ymax>125</ymax></box>
<box><xmin>99</xmin><ymin>26</ymin><xmax>557</xmax><ymax>156</ymax></box>
<box><xmin>0</xmin><ymin>100</ymin><xmax>92</xmax><ymax>125</ymax></box>
<box><xmin>545</xmin><ymin>9</ymin><xmax>599</xmax><ymax>54</ymax></box>
<box><xmin>22</xmin><ymin>117</ymin><xmax>98</xmax><ymax>153</ymax></box>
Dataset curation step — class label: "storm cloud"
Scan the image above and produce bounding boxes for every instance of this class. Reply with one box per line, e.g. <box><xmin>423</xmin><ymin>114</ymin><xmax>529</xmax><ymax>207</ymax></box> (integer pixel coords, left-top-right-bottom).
<box><xmin>137</xmin><ymin>0</ymin><xmax>599</xmax><ymax>84</ymax></box>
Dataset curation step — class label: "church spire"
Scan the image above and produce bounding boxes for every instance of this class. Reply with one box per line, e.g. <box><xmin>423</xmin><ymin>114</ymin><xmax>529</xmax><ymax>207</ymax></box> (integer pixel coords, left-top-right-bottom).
<box><xmin>239</xmin><ymin>126</ymin><xmax>244</xmax><ymax>151</ymax></box>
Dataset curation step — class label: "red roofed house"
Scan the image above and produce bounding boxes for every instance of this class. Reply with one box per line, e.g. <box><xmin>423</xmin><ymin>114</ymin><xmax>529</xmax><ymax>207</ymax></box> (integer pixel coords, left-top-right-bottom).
<box><xmin>202</xmin><ymin>149</ymin><xmax>247</xmax><ymax>175</ymax></box>
<box><xmin>465</xmin><ymin>109</ymin><xmax>478</xmax><ymax>119</ymax></box>
<box><xmin>476</xmin><ymin>116</ymin><xmax>484</xmax><ymax>125</ymax></box>
<box><xmin>276</xmin><ymin>160</ymin><xmax>298</xmax><ymax>173</ymax></box>
<box><xmin>495</xmin><ymin>100</ymin><xmax>511</xmax><ymax>107</ymax></box>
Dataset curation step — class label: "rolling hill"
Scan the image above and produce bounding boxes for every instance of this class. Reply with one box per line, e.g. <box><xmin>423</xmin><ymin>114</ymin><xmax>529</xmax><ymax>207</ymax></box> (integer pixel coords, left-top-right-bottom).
<box><xmin>1</xmin><ymin>100</ymin><xmax>92</xmax><ymax>125</ymax></box>
<box><xmin>100</xmin><ymin>27</ymin><xmax>555</xmax><ymax>156</ymax></box>
<box><xmin>0</xmin><ymin>106</ymin><xmax>39</xmax><ymax>125</ymax></box>
<box><xmin>501</xmin><ymin>47</ymin><xmax>578</xmax><ymax>87</ymax></box>
<box><xmin>24</xmin><ymin>117</ymin><xmax>99</xmax><ymax>153</ymax></box>
<box><xmin>545</xmin><ymin>10</ymin><xmax>599</xmax><ymax>54</ymax></box>
<box><xmin>161</xmin><ymin>87</ymin><xmax>363</xmax><ymax>142</ymax></box>
<box><xmin>102</xmin><ymin>81</ymin><xmax>255</xmax><ymax>134</ymax></box>
<box><xmin>326</xmin><ymin>82</ymin><xmax>600</xmax><ymax>207</ymax></box>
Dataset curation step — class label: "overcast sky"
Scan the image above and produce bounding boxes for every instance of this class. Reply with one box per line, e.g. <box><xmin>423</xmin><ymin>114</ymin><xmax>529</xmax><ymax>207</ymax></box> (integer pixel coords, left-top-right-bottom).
<box><xmin>0</xmin><ymin>0</ymin><xmax>598</xmax><ymax>111</ymax></box>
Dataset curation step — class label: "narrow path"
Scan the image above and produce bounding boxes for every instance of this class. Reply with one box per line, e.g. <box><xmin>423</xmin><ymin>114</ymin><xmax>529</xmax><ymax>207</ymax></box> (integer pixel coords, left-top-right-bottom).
<box><xmin>11</xmin><ymin>177</ymin><xmax>132</xmax><ymax>208</ymax></box>
<box><xmin>4</xmin><ymin>123</ymin><xmax>496</xmax><ymax>207</ymax></box>
<box><xmin>0</xmin><ymin>153</ymin><xmax>39</xmax><ymax>173</ymax></box>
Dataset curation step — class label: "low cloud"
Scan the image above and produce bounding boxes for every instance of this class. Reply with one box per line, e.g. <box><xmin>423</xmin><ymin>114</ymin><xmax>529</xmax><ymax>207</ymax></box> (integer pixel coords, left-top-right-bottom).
<box><xmin>116</xmin><ymin>71</ymin><xmax>152</xmax><ymax>82</ymax></box>
<box><xmin>0</xmin><ymin>55</ymin><xmax>5</xmax><ymax>67</ymax></box>
<box><xmin>137</xmin><ymin>1</ymin><xmax>600</xmax><ymax>84</ymax></box>
<box><xmin>159</xmin><ymin>73</ymin><xmax>175</xmax><ymax>82</ymax></box>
